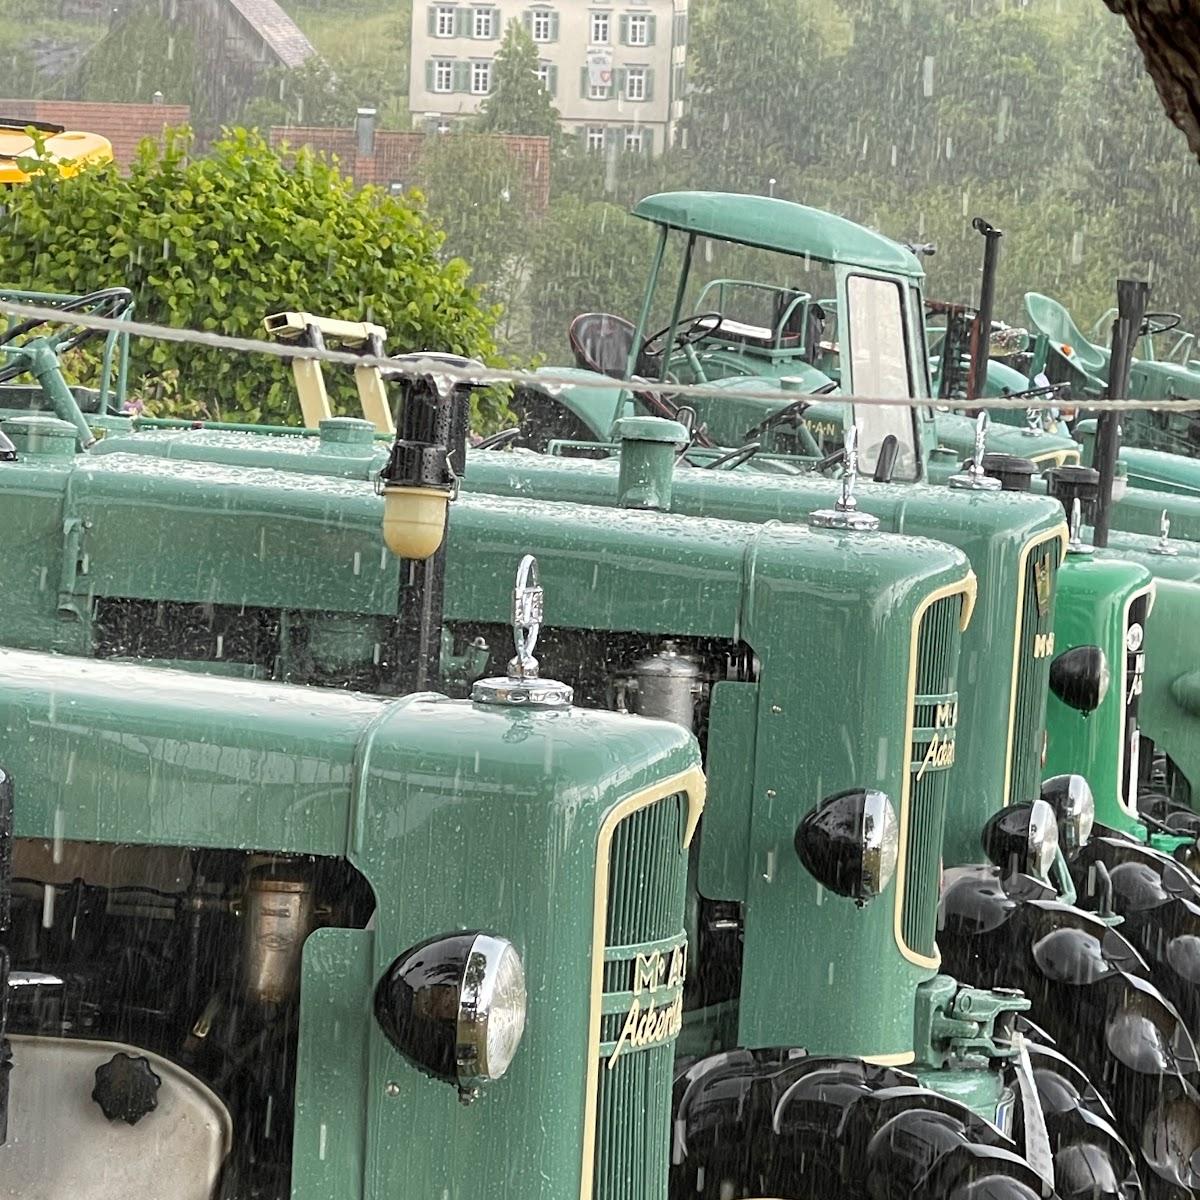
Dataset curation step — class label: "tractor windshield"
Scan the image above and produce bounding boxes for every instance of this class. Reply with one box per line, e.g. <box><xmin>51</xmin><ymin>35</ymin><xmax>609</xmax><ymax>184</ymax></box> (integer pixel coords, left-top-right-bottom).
<box><xmin>845</xmin><ymin>273</ymin><xmax>921</xmax><ymax>480</ymax></box>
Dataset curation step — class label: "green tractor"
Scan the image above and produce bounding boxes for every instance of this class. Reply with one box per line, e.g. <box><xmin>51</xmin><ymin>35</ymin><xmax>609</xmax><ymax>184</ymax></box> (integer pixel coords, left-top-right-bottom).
<box><xmin>0</xmin><ymin>563</ymin><xmax>712</xmax><ymax>1200</ymax></box>
<box><xmin>0</xmin><ymin>372</ymin><xmax>1149</xmax><ymax>1196</ymax></box>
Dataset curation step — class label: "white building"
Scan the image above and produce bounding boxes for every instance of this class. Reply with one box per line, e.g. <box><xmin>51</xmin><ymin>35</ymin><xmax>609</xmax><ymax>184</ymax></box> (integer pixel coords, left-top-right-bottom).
<box><xmin>408</xmin><ymin>0</ymin><xmax>689</xmax><ymax>154</ymax></box>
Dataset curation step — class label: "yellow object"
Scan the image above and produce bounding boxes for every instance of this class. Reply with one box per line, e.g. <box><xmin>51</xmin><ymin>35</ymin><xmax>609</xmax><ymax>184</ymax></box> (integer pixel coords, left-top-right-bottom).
<box><xmin>381</xmin><ymin>485</ymin><xmax>450</xmax><ymax>560</ymax></box>
<box><xmin>0</xmin><ymin>129</ymin><xmax>113</xmax><ymax>184</ymax></box>
<box><xmin>262</xmin><ymin>310</ymin><xmax>396</xmax><ymax>435</ymax></box>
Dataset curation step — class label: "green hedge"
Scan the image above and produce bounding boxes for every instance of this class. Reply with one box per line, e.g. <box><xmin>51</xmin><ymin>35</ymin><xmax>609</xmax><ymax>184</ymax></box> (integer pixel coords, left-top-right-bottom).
<box><xmin>0</xmin><ymin>127</ymin><xmax>509</xmax><ymax>429</ymax></box>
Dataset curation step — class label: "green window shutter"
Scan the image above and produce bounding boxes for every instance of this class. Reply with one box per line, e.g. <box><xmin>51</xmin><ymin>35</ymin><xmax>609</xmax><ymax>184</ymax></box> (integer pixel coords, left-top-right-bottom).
<box><xmin>548</xmin><ymin>11</ymin><xmax>559</xmax><ymax>40</ymax></box>
<box><xmin>453</xmin><ymin>60</ymin><xmax>471</xmax><ymax>91</ymax></box>
<box><xmin>427</xmin><ymin>5</ymin><xmax>438</xmax><ymax>34</ymax></box>
<box><xmin>642</xmin><ymin>127</ymin><xmax>653</xmax><ymax>154</ymax></box>
<box><xmin>580</xmin><ymin>66</ymin><xmax>589</xmax><ymax>97</ymax></box>
<box><xmin>643</xmin><ymin>67</ymin><xmax>653</xmax><ymax>101</ymax></box>
<box><xmin>645</xmin><ymin>14</ymin><xmax>656</xmax><ymax>44</ymax></box>
<box><xmin>614</xmin><ymin>67</ymin><xmax>627</xmax><ymax>98</ymax></box>
<box><xmin>522</xmin><ymin>8</ymin><xmax>532</xmax><ymax>31</ymax></box>
<box><xmin>618</xmin><ymin>14</ymin><xmax>629</xmax><ymax>43</ymax></box>
<box><xmin>605</xmin><ymin>126</ymin><xmax>621</xmax><ymax>148</ymax></box>
<box><xmin>425</xmin><ymin>60</ymin><xmax>436</xmax><ymax>90</ymax></box>
<box><xmin>455</xmin><ymin>7</ymin><xmax>470</xmax><ymax>35</ymax></box>
<box><xmin>548</xmin><ymin>64</ymin><xmax>558</xmax><ymax>96</ymax></box>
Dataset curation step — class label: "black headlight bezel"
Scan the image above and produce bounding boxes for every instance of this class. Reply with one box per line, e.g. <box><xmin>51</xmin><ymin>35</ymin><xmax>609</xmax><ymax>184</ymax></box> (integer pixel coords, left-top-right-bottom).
<box><xmin>1049</xmin><ymin>645</ymin><xmax>1111</xmax><ymax>714</ymax></box>
<box><xmin>793</xmin><ymin>787</ymin><xmax>898</xmax><ymax>905</ymax></box>
<box><xmin>373</xmin><ymin>930</ymin><xmax>527</xmax><ymax>1100</ymax></box>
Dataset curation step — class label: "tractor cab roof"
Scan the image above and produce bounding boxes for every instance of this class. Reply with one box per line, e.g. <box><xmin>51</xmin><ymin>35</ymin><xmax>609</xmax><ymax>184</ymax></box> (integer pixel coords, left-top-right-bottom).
<box><xmin>631</xmin><ymin>191</ymin><xmax>925</xmax><ymax>279</ymax></box>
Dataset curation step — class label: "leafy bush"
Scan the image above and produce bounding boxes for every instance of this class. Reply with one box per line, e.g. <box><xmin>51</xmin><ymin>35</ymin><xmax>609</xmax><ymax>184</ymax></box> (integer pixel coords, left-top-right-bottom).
<box><xmin>0</xmin><ymin>126</ymin><xmax>510</xmax><ymax>429</ymax></box>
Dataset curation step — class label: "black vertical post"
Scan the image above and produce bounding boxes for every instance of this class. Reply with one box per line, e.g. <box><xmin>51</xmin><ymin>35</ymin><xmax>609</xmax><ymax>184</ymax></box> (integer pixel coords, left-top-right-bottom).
<box><xmin>968</xmin><ymin>218</ymin><xmax>1003</xmax><ymax>403</ymax></box>
<box><xmin>384</xmin><ymin>364</ymin><xmax>473</xmax><ymax>694</ymax></box>
<box><xmin>0</xmin><ymin>766</ymin><xmax>12</xmax><ymax>1144</ymax></box>
<box><xmin>1094</xmin><ymin>279</ymin><xmax>1149</xmax><ymax>549</ymax></box>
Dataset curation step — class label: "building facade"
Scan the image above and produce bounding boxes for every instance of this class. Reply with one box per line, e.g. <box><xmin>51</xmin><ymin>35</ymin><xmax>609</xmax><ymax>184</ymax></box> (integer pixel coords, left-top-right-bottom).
<box><xmin>408</xmin><ymin>0</ymin><xmax>688</xmax><ymax>154</ymax></box>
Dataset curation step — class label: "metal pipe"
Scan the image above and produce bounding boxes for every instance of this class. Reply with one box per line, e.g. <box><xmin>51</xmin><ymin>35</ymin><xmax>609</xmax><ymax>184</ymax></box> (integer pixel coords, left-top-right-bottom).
<box><xmin>660</xmin><ymin>233</ymin><xmax>697</xmax><ymax>382</ymax></box>
<box><xmin>625</xmin><ymin>225</ymin><xmax>668</xmax><ymax>382</ymax></box>
<box><xmin>967</xmin><ymin>218</ymin><xmax>1002</xmax><ymax>403</ymax></box>
<box><xmin>1094</xmin><ymin>279</ymin><xmax>1149</xmax><ymax>549</ymax></box>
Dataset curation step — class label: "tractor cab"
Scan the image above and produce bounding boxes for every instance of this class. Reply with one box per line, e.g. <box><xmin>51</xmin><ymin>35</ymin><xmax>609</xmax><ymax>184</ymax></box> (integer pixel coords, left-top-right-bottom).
<box><xmin>516</xmin><ymin>191</ymin><xmax>935</xmax><ymax>482</ymax></box>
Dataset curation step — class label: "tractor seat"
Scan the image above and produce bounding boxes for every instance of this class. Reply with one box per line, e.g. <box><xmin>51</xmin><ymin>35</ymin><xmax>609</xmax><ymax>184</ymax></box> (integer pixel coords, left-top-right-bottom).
<box><xmin>1024</xmin><ymin>292</ymin><xmax>1108</xmax><ymax>376</ymax></box>
<box><xmin>715</xmin><ymin>317</ymin><xmax>802</xmax><ymax>350</ymax></box>
<box><xmin>569</xmin><ymin>312</ymin><xmax>636</xmax><ymax>379</ymax></box>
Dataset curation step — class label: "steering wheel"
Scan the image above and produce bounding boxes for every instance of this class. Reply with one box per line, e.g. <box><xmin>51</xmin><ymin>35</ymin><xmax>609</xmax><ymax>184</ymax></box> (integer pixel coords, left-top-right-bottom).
<box><xmin>640</xmin><ymin>312</ymin><xmax>724</xmax><ymax>359</ymax></box>
<box><xmin>0</xmin><ymin>286</ymin><xmax>134</xmax><ymax>359</ymax></box>
<box><xmin>1143</xmin><ymin>311</ymin><xmax>1183</xmax><ymax>337</ymax></box>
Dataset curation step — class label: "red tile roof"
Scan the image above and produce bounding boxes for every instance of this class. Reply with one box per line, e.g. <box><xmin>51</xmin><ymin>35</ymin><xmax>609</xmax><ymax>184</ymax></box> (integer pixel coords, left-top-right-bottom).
<box><xmin>269</xmin><ymin>126</ymin><xmax>552</xmax><ymax>210</ymax></box>
<box><xmin>225</xmin><ymin>0</ymin><xmax>316</xmax><ymax>69</ymax></box>
<box><xmin>0</xmin><ymin>100</ymin><xmax>190</xmax><ymax>168</ymax></box>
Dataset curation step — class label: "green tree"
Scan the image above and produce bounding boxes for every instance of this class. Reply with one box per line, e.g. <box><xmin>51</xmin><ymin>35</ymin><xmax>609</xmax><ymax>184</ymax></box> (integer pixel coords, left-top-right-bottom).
<box><xmin>526</xmin><ymin>195</ymin><xmax>662</xmax><ymax>357</ymax></box>
<box><xmin>476</xmin><ymin>19</ymin><xmax>562</xmax><ymax>139</ymax></box>
<box><xmin>683</xmin><ymin>0</ymin><xmax>828</xmax><ymax>186</ymax></box>
<box><xmin>0</xmin><ymin>127</ymin><xmax>509</xmax><ymax>429</ymax></box>
<box><xmin>416</xmin><ymin>132</ymin><xmax>535</xmax><ymax>349</ymax></box>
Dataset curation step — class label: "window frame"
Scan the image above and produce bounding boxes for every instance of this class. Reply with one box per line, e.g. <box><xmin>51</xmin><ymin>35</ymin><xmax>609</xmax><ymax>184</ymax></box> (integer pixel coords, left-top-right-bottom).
<box><xmin>623</xmin><ymin>126</ymin><xmax>644</xmax><ymax>152</ymax></box>
<box><xmin>434</xmin><ymin>5</ymin><xmax>456</xmax><ymax>37</ymax></box>
<box><xmin>586</xmin><ymin>126</ymin><xmax>606</xmax><ymax>152</ymax></box>
<box><xmin>470</xmin><ymin>58</ymin><xmax>493</xmax><ymax>94</ymax></box>
<box><xmin>472</xmin><ymin>6</ymin><xmax>496</xmax><ymax>37</ymax></box>
<box><xmin>627</xmin><ymin>13</ymin><xmax>649</xmax><ymax>45</ymax></box>
<box><xmin>432</xmin><ymin>58</ymin><xmax>454</xmax><ymax>92</ymax></box>
<box><xmin>625</xmin><ymin>65</ymin><xmax>646</xmax><ymax>101</ymax></box>
<box><xmin>589</xmin><ymin>10</ymin><xmax>610</xmax><ymax>44</ymax></box>
<box><xmin>530</xmin><ymin>7</ymin><xmax>553</xmax><ymax>42</ymax></box>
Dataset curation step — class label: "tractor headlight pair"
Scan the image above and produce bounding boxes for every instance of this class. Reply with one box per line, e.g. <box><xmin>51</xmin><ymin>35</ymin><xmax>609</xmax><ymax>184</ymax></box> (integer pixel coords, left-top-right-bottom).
<box><xmin>374</xmin><ymin>932</ymin><xmax>527</xmax><ymax>1102</ymax></box>
<box><xmin>794</xmin><ymin>788</ymin><xmax>900</xmax><ymax>905</ymax></box>
<box><xmin>982</xmin><ymin>799</ymin><xmax>1060</xmax><ymax>880</ymax></box>
<box><xmin>1040</xmin><ymin>774</ymin><xmax>1096</xmax><ymax>859</ymax></box>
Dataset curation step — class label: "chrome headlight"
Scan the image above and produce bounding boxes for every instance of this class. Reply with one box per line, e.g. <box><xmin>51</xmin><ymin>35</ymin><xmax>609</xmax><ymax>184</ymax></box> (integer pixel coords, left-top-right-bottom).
<box><xmin>981</xmin><ymin>799</ymin><xmax>1060</xmax><ymax>880</ymax></box>
<box><xmin>1040</xmin><ymin>774</ymin><xmax>1095</xmax><ymax>859</ymax></box>
<box><xmin>793</xmin><ymin>788</ymin><xmax>899</xmax><ymax>905</ymax></box>
<box><xmin>1049</xmin><ymin>645</ymin><xmax>1111</xmax><ymax>713</ymax></box>
<box><xmin>374</xmin><ymin>931</ymin><xmax>527</xmax><ymax>1102</ymax></box>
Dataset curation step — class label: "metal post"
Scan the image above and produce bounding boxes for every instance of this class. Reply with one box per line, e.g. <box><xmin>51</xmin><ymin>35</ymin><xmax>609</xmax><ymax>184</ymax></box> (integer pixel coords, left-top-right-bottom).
<box><xmin>659</xmin><ymin>233</ymin><xmax>697</xmax><ymax>382</ymax></box>
<box><xmin>388</xmin><ymin>372</ymin><xmax>468</xmax><ymax>694</ymax></box>
<box><xmin>0</xmin><ymin>766</ymin><xmax>11</xmax><ymax>1145</ymax></box>
<box><xmin>1094</xmin><ymin>278</ymin><xmax>1149</xmax><ymax>549</ymax></box>
<box><xmin>967</xmin><ymin>218</ymin><xmax>1002</xmax><ymax>403</ymax></box>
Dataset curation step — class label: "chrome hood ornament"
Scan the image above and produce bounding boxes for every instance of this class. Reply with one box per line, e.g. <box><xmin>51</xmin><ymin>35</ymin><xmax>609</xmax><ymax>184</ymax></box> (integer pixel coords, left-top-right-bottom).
<box><xmin>472</xmin><ymin>555</ymin><xmax>574</xmax><ymax>707</ymax></box>
<box><xmin>809</xmin><ymin>422</ymin><xmax>880</xmax><ymax>532</ymax></box>
<box><xmin>1151</xmin><ymin>508</ymin><xmax>1179</xmax><ymax>557</ymax></box>
<box><xmin>1067</xmin><ymin>498</ymin><xmax>1093</xmax><ymax>557</ymax></box>
<box><xmin>949</xmin><ymin>412</ymin><xmax>1002</xmax><ymax>491</ymax></box>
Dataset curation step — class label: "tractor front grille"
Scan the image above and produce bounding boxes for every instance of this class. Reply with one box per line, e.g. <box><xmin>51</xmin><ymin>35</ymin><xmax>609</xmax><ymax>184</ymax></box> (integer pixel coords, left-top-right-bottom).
<box><xmin>1009</xmin><ymin>539</ymin><xmax>1061</xmax><ymax>806</ymax></box>
<box><xmin>903</xmin><ymin>593</ymin><xmax>964</xmax><ymax>959</ymax></box>
<box><xmin>594</xmin><ymin>793</ymin><xmax>688</xmax><ymax>1200</ymax></box>
<box><xmin>1122</xmin><ymin>594</ymin><xmax>1151</xmax><ymax>809</ymax></box>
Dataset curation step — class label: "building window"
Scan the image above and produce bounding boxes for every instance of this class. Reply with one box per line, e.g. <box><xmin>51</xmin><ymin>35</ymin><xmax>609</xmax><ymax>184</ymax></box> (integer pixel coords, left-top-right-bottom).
<box><xmin>536</xmin><ymin>62</ymin><xmax>557</xmax><ymax>95</ymax></box>
<box><xmin>586</xmin><ymin>126</ymin><xmax>606</xmax><ymax>152</ymax></box>
<box><xmin>434</xmin><ymin>5</ymin><xmax>456</xmax><ymax>37</ymax></box>
<box><xmin>471</xmin><ymin>59</ymin><xmax>493</xmax><ymax>93</ymax></box>
<box><xmin>589</xmin><ymin>78</ymin><xmax>610</xmax><ymax>99</ymax></box>
<box><xmin>627</xmin><ymin>13</ymin><xmax>649</xmax><ymax>44</ymax></box>
<box><xmin>589</xmin><ymin>10</ymin><xmax>610</xmax><ymax>43</ymax></box>
<box><xmin>472</xmin><ymin>6</ymin><xmax>496</xmax><ymax>37</ymax></box>
<box><xmin>531</xmin><ymin>7</ymin><xmax>553</xmax><ymax>41</ymax></box>
<box><xmin>624</xmin><ymin>127</ymin><xmax>643</xmax><ymax>152</ymax></box>
<box><xmin>625</xmin><ymin>65</ymin><xmax>646</xmax><ymax>100</ymax></box>
<box><xmin>432</xmin><ymin>58</ymin><xmax>454</xmax><ymax>92</ymax></box>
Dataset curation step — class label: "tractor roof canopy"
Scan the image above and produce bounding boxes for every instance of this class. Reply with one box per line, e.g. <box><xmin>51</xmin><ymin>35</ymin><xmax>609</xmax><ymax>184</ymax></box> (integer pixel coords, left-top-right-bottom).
<box><xmin>631</xmin><ymin>191</ymin><xmax>925</xmax><ymax>279</ymax></box>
